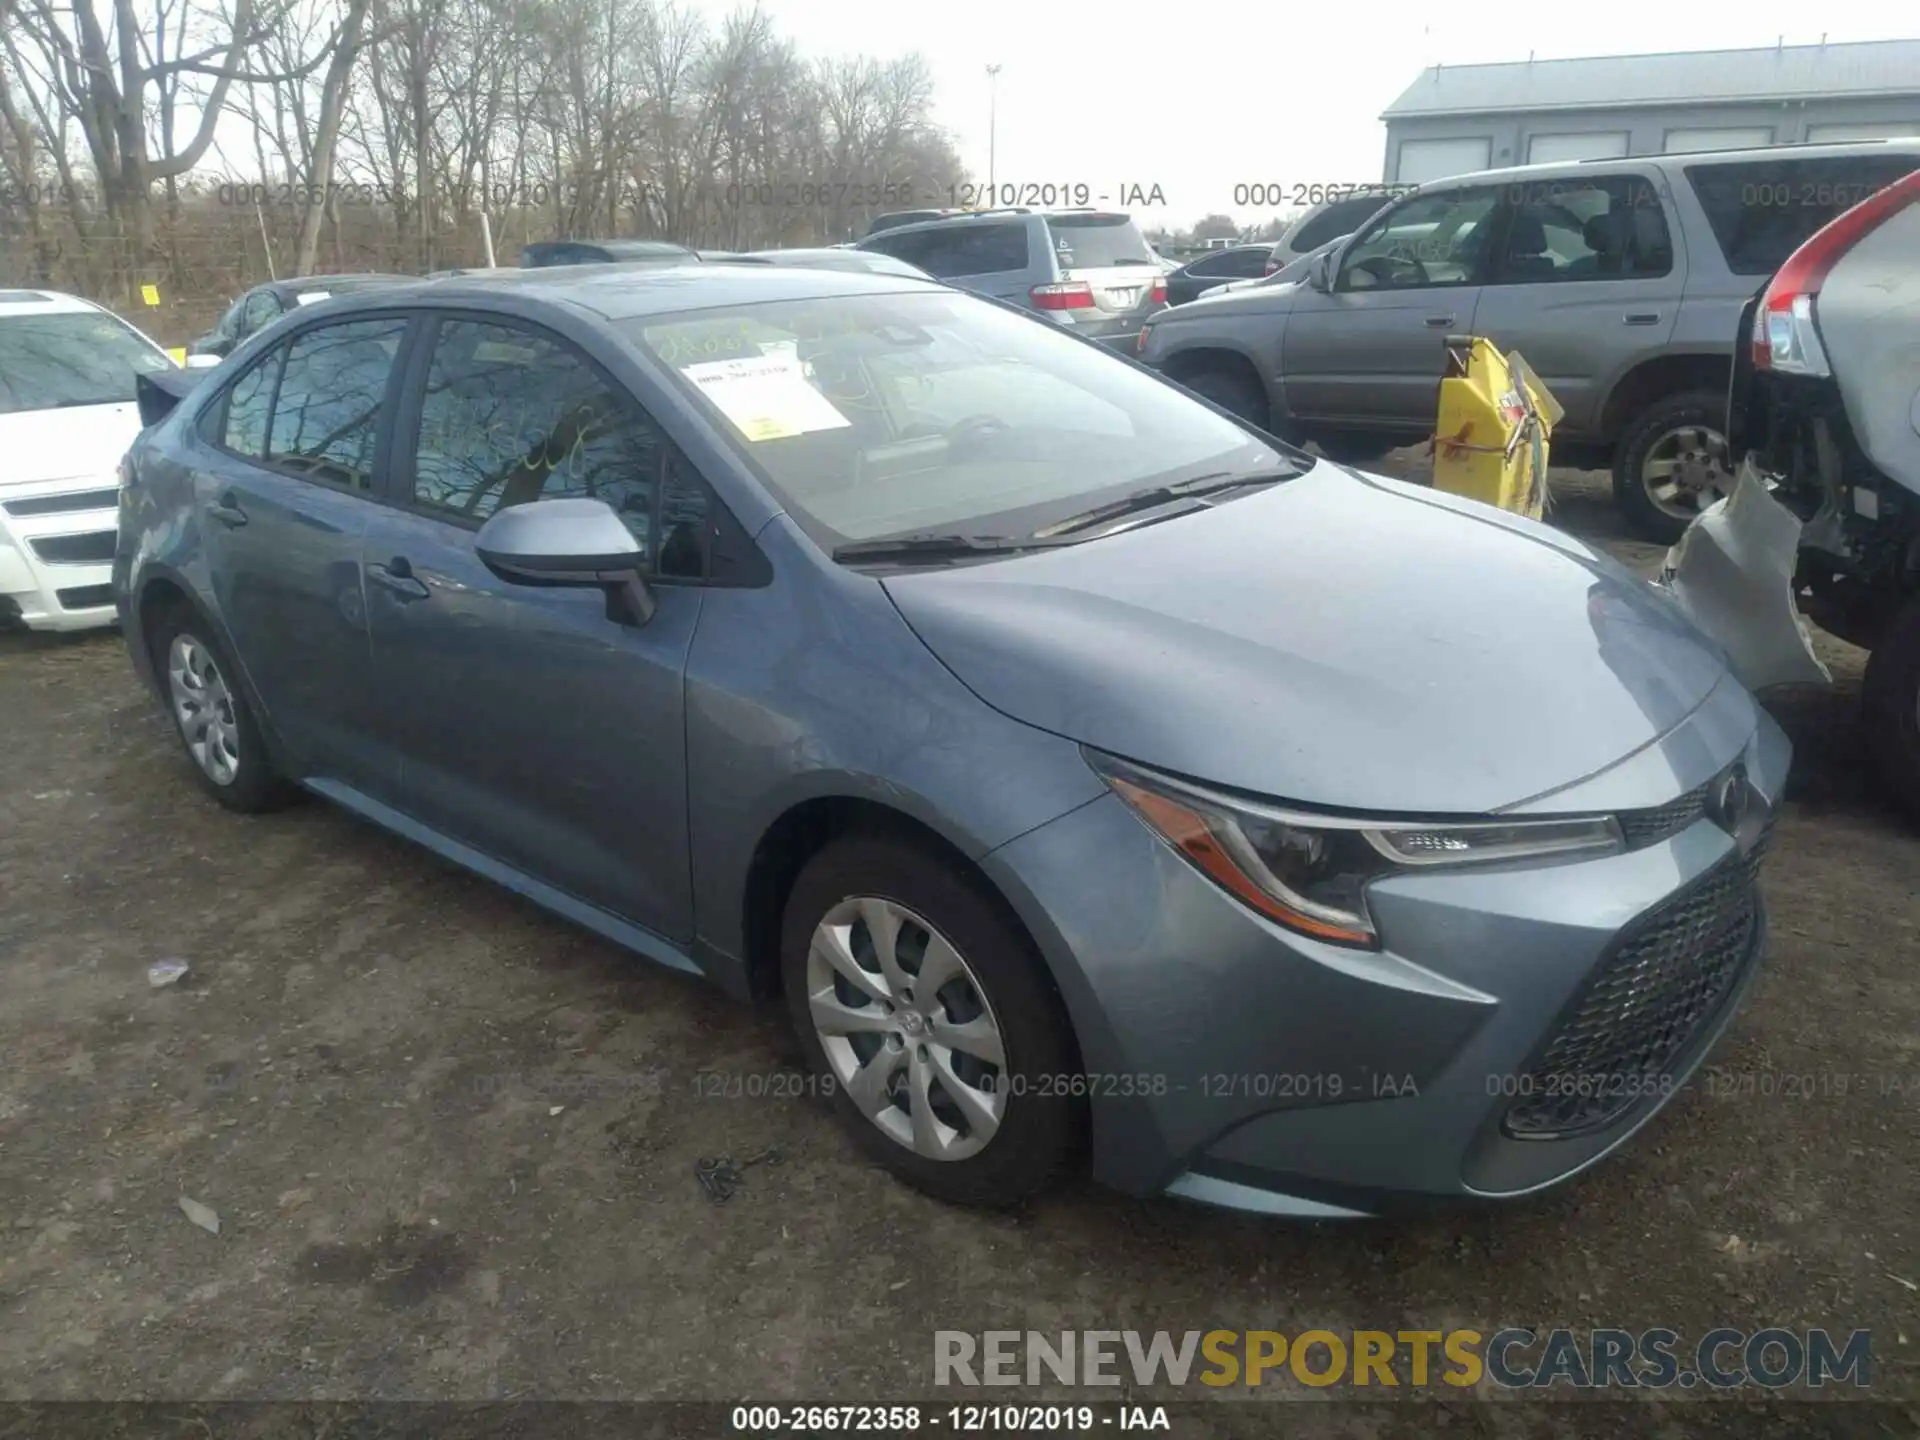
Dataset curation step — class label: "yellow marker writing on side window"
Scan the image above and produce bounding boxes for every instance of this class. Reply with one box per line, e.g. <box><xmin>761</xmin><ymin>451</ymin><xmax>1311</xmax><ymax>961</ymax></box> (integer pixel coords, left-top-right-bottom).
<box><xmin>141</xmin><ymin>284</ymin><xmax>161</xmax><ymax>306</ymax></box>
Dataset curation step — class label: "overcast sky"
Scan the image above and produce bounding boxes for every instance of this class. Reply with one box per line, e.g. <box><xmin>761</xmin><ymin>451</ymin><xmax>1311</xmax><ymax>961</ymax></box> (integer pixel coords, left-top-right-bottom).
<box><xmin>683</xmin><ymin>1</ymin><xmax>1911</xmax><ymax>228</ymax></box>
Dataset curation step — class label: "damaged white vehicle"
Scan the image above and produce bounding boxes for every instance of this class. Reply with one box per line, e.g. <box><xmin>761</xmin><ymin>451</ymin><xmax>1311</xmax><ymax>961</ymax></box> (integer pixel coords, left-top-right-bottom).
<box><xmin>1666</xmin><ymin>167</ymin><xmax>1920</xmax><ymax>818</ymax></box>
<box><xmin>0</xmin><ymin>289</ymin><xmax>175</xmax><ymax>632</ymax></box>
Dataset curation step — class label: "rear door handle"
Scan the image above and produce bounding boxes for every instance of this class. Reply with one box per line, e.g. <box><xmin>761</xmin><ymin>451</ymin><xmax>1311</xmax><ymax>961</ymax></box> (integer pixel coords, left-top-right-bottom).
<box><xmin>368</xmin><ymin>555</ymin><xmax>430</xmax><ymax>601</ymax></box>
<box><xmin>1424</xmin><ymin>315</ymin><xmax>1456</xmax><ymax>328</ymax></box>
<box><xmin>1624</xmin><ymin>312</ymin><xmax>1662</xmax><ymax>325</ymax></box>
<box><xmin>207</xmin><ymin>493</ymin><xmax>248</xmax><ymax>528</ymax></box>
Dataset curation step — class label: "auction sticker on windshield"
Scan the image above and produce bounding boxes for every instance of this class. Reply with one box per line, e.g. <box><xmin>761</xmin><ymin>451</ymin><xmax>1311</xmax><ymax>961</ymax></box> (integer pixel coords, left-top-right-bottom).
<box><xmin>682</xmin><ymin>353</ymin><xmax>851</xmax><ymax>442</ymax></box>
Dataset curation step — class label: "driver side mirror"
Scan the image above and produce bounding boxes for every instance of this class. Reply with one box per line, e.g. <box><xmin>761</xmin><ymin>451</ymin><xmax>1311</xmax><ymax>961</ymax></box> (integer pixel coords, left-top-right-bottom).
<box><xmin>475</xmin><ymin>497</ymin><xmax>657</xmax><ymax>626</ymax></box>
<box><xmin>1307</xmin><ymin>250</ymin><xmax>1335</xmax><ymax>294</ymax></box>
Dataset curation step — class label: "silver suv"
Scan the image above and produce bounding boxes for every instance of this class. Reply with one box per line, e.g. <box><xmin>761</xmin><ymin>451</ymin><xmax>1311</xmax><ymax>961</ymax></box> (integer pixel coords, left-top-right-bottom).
<box><xmin>1139</xmin><ymin>139</ymin><xmax>1920</xmax><ymax>541</ymax></box>
<box><xmin>856</xmin><ymin>208</ymin><xmax>1167</xmax><ymax>350</ymax></box>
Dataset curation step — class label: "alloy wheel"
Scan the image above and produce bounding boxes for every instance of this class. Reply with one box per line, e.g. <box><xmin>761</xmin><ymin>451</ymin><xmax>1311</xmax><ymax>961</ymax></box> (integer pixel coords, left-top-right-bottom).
<box><xmin>167</xmin><ymin>634</ymin><xmax>241</xmax><ymax>786</ymax></box>
<box><xmin>1640</xmin><ymin>424</ymin><xmax>1733</xmax><ymax>521</ymax></box>
<box><xmin>805</xmin><ymin>896</ymin><xmax>1008</xmax><ymax>1162</ymax></box>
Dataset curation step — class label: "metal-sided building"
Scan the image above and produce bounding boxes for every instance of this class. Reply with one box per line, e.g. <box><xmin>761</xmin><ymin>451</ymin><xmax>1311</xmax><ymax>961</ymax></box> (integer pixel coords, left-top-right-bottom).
<box><xmin>1380</xmin><ymin>38</ymin><xmax>1920</xmax><ymax>184</ymax></box>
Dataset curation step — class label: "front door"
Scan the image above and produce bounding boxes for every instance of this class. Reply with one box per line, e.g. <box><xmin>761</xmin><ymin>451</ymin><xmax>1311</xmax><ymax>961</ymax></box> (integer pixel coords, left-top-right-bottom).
<box><xmin>362</xmin><ymin>315</ymin><xmax>706</xmax><ymax>941</ymax></box>
<box><xmin>195</xmin><ymin>315</ymin><xmax>409</xmax><ymax>794</ymax></box>
<box><xmin>1281</xmin><ymin>182</ymin><xmax>1502</xmax><ymax>430</ymax></box>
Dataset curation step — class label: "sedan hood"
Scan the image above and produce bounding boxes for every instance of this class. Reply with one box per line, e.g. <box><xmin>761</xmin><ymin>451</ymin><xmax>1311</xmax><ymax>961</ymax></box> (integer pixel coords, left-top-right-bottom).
<box><xmin>882</xmin><ymin>466</ymin><xmax>1730</xmax><ymax>814</ymax></box>
<box><xmin>0</xmin><ymin>403</ymin><xmax>143</xmax><ymax>487</ymax></box>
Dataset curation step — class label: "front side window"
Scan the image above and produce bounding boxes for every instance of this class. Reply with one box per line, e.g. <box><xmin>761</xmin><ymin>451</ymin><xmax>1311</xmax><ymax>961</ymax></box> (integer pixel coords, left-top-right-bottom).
<box><xmin>410</xmin><ymin>320</ymin><xmax>687</xmax><ymax>562</ymax></box>
<box><xmin>1489</xmin><ymin>176</ymin><xmax>1673</xmax><ymax>283</ymax></box>
<box><xmin>1338</xmin><ymin>186</ymin><xmax>1499</xmax><ymax>290</ymax></box>
<box><xmin>634</xmin><ymin>290</ymin><xmax>1285</xmax><ymax>551</ymax></box>
<box><xmin>265</xmin><ymin>318</ymin><xmax>405</xmax><ymax>490</ymax></box>
<box><xmin>0</xmin><ymin>310</ymin><xmax>172</xmax><ymax>415</ymax></box>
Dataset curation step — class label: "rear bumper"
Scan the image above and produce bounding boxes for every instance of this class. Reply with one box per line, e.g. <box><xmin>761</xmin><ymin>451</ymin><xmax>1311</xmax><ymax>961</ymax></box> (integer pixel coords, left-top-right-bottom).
<box><xmin>982</xmin><ymin>709</ymin><xmax>1791</xmax><ymax>1215</ymax></box>
<box><xmin>0</xmin><ymin>480</ymin><xmax>122</xmax><ymax>632</ymax></box>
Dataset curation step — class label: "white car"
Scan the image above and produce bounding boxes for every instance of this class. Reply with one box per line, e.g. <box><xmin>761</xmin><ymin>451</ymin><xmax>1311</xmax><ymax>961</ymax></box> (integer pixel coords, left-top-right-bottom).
<box><xmin>0</xmin><ymin>289</ymin><xmax>174</xmax><ymax>631</ymax></box>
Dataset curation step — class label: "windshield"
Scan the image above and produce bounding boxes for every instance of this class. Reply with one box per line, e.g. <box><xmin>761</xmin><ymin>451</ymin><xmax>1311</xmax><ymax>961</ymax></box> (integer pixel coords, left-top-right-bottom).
<box><xmin>632</xmin><ymin>291</ymin><xmax>1285</xmax><ymax>550</ymax></box>
<box><xmin>1044</xmin><ymin>215</ymin><xmax>1157</xmax><ymax>270</ymax></box>
<box><xmin>0</xmin><ymin>310</ymin><xmax>172</xmax><ymax>415</ymax></box>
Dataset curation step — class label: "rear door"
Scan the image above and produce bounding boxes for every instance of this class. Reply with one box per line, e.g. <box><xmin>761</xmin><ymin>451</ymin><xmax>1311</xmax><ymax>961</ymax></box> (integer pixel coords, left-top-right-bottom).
<box><xmin>1044</xmin><ymin>212</ymin><xmax>1166</xmax><ymax>339</ymax></box>
<box><xmin>193</xmin><ymin>314</ymin><xmax>410</xmax><ymax>794</ymax></box>
<box><xmin>1281</xmin><ymin>181</ymin><xmax>1501</xmax><ymax>429</ymax></box>
<box><xmin>1467</xmin><ymin>173</ymin><xmax>1680</xmax><ymax>436</ymax></box>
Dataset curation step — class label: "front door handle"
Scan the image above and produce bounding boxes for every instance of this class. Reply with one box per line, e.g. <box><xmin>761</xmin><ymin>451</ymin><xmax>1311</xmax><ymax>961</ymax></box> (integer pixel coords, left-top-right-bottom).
<box><xmin>1424</xmin><ymin>315</ymin><xmax>1456</xmax><ymax>328</ymax></box>
<box><xmin>368</xmin><ymin>556</ymin><xmax>430</xmax><ymax>601</ymax></box>
<box><xmin>207</xmin><ymin>493</ymin><xmax>248</xmax><ymax>528</ymax></box>
<box><xmin>1624</xmin><ymin>312</ymin><xmax>1662</xmax><ymax>326</ymax></box>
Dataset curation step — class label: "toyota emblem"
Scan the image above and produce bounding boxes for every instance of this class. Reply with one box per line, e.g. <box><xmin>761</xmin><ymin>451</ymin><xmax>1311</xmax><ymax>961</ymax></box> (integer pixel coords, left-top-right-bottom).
<box><xmin>1708</xmin><ymin>768</ymin><xmax>1751</xmax><ymax>836</ymax></box>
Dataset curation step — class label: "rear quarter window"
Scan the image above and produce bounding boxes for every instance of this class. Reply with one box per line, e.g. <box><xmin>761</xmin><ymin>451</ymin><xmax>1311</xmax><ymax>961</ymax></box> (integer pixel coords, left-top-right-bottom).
<box><xmin>1045</xmin><ymin>215</ymin><xmax>1154</xmax><ymax>270</ymax></box>
<box><xmin>1685</xmin><ymin>154</ymin><xmax>1920</xmax><ymax>274</ymax></box>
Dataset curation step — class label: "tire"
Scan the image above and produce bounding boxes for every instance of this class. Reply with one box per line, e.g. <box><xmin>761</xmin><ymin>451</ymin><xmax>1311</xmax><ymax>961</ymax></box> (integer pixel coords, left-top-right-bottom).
<box><xmin>1179</xmin><ymin>364</ymin><xmax>1269</xmax><ymax>429</ymax></box>
<box><xmin>1863</xmin><ymin>596</ymin><xmax>1920</xmax><ymax>825</ymax></box>
<box><xmin>1613</xmin><ymin>390</ymin><xmax>1734</xmax><ymax>544</ymax></box>
<box><xmin>1309</xmin><ymin>431</ymin><xmax>1400</xmax><ymax>466</ymax></box>
<box><xmin>780</xmin><ymin>833</ymin><xmax>1082</xmax><ymax>1208</ymax></box>
<box><xmin>149</xmin><ymin>605</ymin><xmax>298</xmax><ymax>813</ymax></box>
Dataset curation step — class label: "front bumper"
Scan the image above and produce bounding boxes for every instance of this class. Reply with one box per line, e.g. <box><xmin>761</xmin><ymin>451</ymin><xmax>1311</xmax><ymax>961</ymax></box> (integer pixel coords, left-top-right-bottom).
<box><xmin>0</xmin><ymin>477</ymin><xmax>122</xmax><ymax>632</ymax></box>
<box><xmin>983</xmin><ymin>707</ymin><xmax>1791</xmax><ymax>1215</ymax></box>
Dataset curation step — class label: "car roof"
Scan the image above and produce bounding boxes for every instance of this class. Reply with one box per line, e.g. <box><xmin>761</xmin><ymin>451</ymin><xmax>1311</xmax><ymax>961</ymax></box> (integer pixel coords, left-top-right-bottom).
<box><xmin>857</xmin><ymin>207</ymin><xmax>1134</xmax><ymax>244</ymax></box>
<box><xmin>308</xmin><ymin>261</ymin><xmax>939</xmax><ymax>322</ymax></box>
<box><xmin>0</xmin><ymin>288</ymin><xmax>106</xmax><ymax>316</ymax></box>
<box><xmin>1414</xmin><ymin>137</ymin><xmax>1920</xmax><ymax>192</ymax></box>
<box><xmin>269</xmin><ymin>273</ymin><xmax>409</xmax><ymax>295</ymax></box>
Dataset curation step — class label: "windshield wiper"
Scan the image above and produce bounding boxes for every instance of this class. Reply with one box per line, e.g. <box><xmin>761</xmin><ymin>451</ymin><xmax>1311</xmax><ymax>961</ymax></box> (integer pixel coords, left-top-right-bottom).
<box><xmin>1031</xmin><ymin>469</ymin><xmax>1296</xmax><ymax>539</ymax></box>
<box><xmin>831</xmin><ymin>532</ymin><xmax>1070</xmax><ymax>564</ymax></box>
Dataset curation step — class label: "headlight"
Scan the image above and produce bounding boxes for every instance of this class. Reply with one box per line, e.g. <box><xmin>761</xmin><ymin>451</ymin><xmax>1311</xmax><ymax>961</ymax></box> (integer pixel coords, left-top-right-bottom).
<box><xmin>1087</xmin><ymin>751</ymin><xmax>1623</xmax><ymax>949</ymax></box>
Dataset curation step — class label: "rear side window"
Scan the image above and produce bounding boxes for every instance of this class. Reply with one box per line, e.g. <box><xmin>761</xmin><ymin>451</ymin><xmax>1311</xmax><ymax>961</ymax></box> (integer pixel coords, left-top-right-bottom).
<box><xmin>1045</xmin><ymin>215</ymin><xmax>1154</xmax><ymax>269</ymax></box>
<box><xmin>266</xmin><ymin>318</ymin><xmax>406</xmax><ymax>490</ymax></box>
<box><xmin>1290</xmin><ymin>196</ymin><xmax>1388</xmax><ymax>252</ymax></box>
<box><xmin>1491</xmin><ymin>175</ymin><xmax>1672</xmax><ymax>283</ymax></box>
<box><xmin>1685</xmin><ymin>155</ymin><xmax>1920</xmax><ymax>274</ymax></box>
<box><xmin>218</xmin><ymin>345</ymin><xmax>283</xmax><ymax>458</ymax></box>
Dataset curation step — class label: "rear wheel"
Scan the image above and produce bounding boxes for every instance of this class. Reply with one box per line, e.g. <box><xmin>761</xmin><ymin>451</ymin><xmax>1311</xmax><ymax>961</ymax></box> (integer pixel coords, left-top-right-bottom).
<box><xmin>781</xmin><ymin>834</ymin><xmax>1082</xmax><ymax>1208</ymax></box>
<box><xmin>1309</xmin><ymin>431</ymin><xmax>1400</xmax><ymax>466</ymax></box>
<box><xmin>1614</xmin><ymin>391</ymin><xmax>1735</xmax><ymax>543</ymax></box>
<box><xmin>1863</xmin><ymin>595</ymin><xmax>1920</xmax><ymax>825</ymax></box>
<box><xmin>150</xmin><ymin>607</ymin><xmax>297</xmax><ymax>813</ymax></box>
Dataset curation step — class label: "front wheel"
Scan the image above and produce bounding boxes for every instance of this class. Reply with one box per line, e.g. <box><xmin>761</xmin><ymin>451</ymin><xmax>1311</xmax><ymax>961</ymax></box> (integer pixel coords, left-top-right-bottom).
<box><xmin>781</xmin><ymin>834</ymin><xmax>1083</xmax><ymax>1207</ymax></box>
<box><xmin>1863</xmin><ymin>596</ymin><xmax>1920</xmax><ymax>826</ymax></box>
<box><xmin>1178</xmin><ymin>364</ymin><xmax>1270</xmax><ymax>429</ymax></box>
<box><xmin>1613</xmin><ymin>391</ymin><xmax>1735</xmax><ymax>543</ymax></box>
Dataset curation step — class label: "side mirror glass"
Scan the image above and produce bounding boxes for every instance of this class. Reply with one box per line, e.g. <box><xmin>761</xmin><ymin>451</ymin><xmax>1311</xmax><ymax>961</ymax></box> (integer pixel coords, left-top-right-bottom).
<box><xmin>475</xmin><ymin>497</ymin><xmax>656</xmax><ymax>625</ymax></box>
<box><xmin>1308</xmin><ymin>251</ymin><xmax>1335</xmax><ymax>293</ymax></box>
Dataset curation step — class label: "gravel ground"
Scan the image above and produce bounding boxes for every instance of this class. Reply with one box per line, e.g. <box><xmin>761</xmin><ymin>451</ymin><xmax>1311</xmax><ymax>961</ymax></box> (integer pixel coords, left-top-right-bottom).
<box><xmin>1</xmin><ymin>460</ymin><xmax>1916</xmax><ymax>1433</ymax></box>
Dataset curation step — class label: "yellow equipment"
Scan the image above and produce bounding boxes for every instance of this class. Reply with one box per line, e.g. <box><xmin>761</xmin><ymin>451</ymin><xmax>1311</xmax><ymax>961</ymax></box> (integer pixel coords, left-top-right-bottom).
<box><xmin>1431</xmin><ymin>337</ymin><xmax>1564</xmax><ymax>520</ymax></box>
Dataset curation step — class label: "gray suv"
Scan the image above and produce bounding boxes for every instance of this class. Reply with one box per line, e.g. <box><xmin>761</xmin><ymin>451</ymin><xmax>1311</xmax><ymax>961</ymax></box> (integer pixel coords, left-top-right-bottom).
<box><xmin>856</xmin><ymin>208</ymin><xmax>1166</xmax><ymax>349</ymax></box>
<box><xmin>1138</xmin><ymin>140</ymin><xmax>1920</xmax><ymax>541</ymax></box>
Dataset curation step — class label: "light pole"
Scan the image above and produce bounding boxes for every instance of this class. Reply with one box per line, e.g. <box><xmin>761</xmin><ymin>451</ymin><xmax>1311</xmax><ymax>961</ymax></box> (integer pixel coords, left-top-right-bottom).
<box><xmin>985</xmin><ymin>64</ymin><xmax>1002</xmax><ymax>204</ymax></box>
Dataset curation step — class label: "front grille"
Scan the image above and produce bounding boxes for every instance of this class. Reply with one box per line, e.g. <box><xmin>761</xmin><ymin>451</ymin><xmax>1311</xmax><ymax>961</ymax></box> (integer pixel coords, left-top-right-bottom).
<box><xmin>3</xmin><ymin>488</ymin><xmax>120</xmax><ymax>518</ymax></box>
<box><xmin>1504</xmin><ymin>826</ymin><xmax>1772</xmax><ymax>1140</ymax></box>
<box><xmin>56</xmin><ymin>583</ymin><xmax>114</xmax><ymax>610</ymax></box>
<box><xmin>1618</xmin><ymin>779</ymin><xmax>1711</xmax><ymax>849</ymax></box>
<box><xmin>29</xmin><ymin>530</ymin><xmax>116</xmax><ymax>565</ymax></box>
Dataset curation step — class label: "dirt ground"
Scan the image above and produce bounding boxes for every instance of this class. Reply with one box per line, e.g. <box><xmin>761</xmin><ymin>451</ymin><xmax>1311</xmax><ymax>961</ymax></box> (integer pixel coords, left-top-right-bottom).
<box><xmin>1</xmin><ymin>462</ymin><xmax>1916</xmax><ymax>1427</ymax></box>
